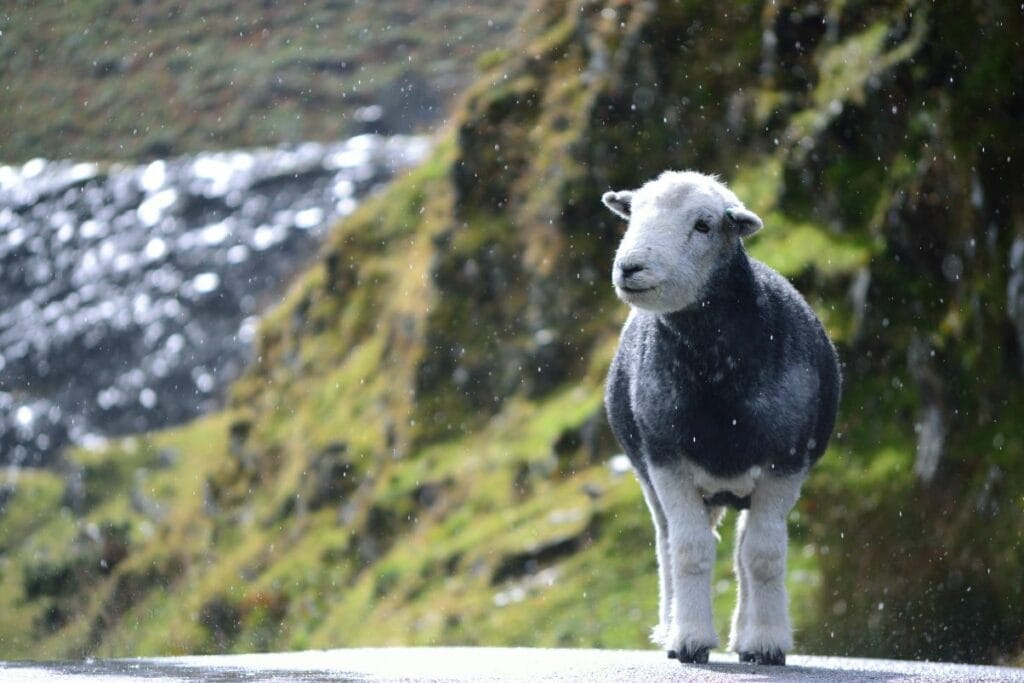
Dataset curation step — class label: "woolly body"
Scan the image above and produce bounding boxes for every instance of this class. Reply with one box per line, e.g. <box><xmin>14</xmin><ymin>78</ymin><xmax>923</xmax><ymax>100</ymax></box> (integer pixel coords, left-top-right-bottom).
<box><xmin>605</xmin><ymin>249</ymin><xmax>840</xmax><ymax>480</ymax></box>
<box><xmin>601</xmin><ymin>170</ymin><xmax>840</xmax><ymax>665</ymax></box>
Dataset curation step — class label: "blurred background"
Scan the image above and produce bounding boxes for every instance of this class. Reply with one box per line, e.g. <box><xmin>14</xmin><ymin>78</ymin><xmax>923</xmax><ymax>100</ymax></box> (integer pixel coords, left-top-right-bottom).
<box><xmin>1</xmin><ymin>0</ymin><xmax>1022</xmax><ymax>666</ymax></box>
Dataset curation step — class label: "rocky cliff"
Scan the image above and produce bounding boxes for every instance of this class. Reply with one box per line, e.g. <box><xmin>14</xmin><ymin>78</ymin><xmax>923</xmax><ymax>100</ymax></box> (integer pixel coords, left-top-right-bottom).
<box><xmin>1</xmin><ymin>0</ymin><xmax>1022</xmax><ymax>665</ymax></box>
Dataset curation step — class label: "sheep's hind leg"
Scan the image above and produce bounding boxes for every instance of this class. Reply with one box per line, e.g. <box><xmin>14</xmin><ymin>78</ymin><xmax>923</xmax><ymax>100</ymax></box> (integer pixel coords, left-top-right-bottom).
<box><xmin>731</xmin><ymin>472</ymin><xmax>804</xmax><ymax>666</ymax></box>
<box><xmin>638</xmin><ymin>478</ymin><xmax>673</xmax><ymax>651</ymax></box>
<box><xmin>648</xmin><ymin>465</ymin><xmax>719</xmax><ymax>664</ymax></box>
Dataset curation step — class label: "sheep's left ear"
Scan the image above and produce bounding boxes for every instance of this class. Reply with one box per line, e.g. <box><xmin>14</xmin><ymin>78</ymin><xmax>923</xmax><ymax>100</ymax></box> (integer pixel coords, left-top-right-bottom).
<box><xmin>602</xmin><ymin>190</ymin><xmax>633</xmax><ymax>220</ymax></box>
<box><xmin>725</xmin><ymin>206</ymin><xmax>763</xmax><ymax>238</ymax></box>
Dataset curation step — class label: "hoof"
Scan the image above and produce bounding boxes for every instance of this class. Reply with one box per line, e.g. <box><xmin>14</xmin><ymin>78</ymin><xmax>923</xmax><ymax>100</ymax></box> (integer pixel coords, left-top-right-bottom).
<box><xmin>739</xmin><ymin>650</ymin><xmax>786</xmax><ymax>666</ymax></box>
<box><xmin>676</xmin><ymin>646</ymin><xmax>710</xmax><ymax>664</ymax></box>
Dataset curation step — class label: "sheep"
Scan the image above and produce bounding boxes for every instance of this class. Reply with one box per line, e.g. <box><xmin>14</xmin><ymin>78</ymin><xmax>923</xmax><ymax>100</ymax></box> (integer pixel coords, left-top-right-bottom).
<box><xmin>601</xmin><ymin>171</ymin><xmax>841</xmax><ymax>666</ymax></box>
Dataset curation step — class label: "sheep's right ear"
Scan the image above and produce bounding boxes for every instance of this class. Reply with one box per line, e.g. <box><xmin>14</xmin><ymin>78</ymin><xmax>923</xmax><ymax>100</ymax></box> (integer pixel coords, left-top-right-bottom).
<box><xmin>602</xmin><ymin>190</ymin><xmax>633</xmax><ymax>219</ymax></box>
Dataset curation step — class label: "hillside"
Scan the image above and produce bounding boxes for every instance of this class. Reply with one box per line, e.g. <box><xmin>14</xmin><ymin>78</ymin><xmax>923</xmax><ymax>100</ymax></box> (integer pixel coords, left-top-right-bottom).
<box><xmin>1</xmin><ymin>0</ymin><xmax>1023</xmax><ymax>665</ymax></box>
<box><xmin>0</xmin><ymin>0</ymin><xmax>525</xmax><ymax>163</ymax></box>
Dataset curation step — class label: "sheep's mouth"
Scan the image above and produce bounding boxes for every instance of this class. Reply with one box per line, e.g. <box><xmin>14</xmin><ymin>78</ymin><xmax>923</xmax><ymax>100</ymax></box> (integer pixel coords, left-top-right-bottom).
<box><xmin>619</xmin><ymin>284</ymin><xmax>655</xmax><ymax>294</ymax></box>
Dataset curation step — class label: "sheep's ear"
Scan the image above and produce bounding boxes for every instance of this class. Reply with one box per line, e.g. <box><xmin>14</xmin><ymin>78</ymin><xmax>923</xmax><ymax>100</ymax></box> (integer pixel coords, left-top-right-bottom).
<box><xmin>725</xmin><ymin>206</ymin><xmax>763</xmax><ymax>238</ymax></box>
<box><xmin>602</xmin><ymin>190</ymin><xmax>633</xmax><ymax>219</ymax></box>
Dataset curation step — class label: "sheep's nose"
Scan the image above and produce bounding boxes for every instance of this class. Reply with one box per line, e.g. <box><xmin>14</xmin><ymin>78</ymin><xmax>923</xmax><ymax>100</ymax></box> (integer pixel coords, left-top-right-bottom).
<box><xmin>619</xmin><ymin>262</ymin><xmax>645</xmax><ymax>278</ymax></box>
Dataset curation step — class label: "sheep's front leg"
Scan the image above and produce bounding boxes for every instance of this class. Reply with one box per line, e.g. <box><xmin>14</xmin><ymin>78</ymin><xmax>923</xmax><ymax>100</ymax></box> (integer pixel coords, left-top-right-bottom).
<box><xmin>730</xmin><ymin>510</ymin><xmax>751</xmax><ymax>652</ymax></box>
<box><xmin>730</xmin><ymin>472</ymin><xmax>804</xmax><ymax>665</ymax></box>
<box><xmin>638</xmin><ymin>477</ymin><xmax>673</xmax><ymax>647</ymax></box>
<box><xmin>648</xmin><ymin>465</ymin><xmax>718</xmax><ymax>663</ymax></box>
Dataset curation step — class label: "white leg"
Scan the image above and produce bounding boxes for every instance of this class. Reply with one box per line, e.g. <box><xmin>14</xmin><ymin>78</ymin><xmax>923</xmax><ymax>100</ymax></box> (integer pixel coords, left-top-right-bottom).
<box><xmin>731</xmin><ymin>472</ymin><xmax>804</xmax><ymax>664</ymax></box>
<box><xmin>729</xmin><ymin>510</ymin><xmax>751</xmax><ymax>652</ymax></box>
<box><xmin>648</xmin><ymin>464</ymin><xmax>719</xmax><ymax>661</ymax></box>
<box><xmin>638</xmin><ymin>477</ymin><xmax>673</xmax><ymax>646</ymax></box>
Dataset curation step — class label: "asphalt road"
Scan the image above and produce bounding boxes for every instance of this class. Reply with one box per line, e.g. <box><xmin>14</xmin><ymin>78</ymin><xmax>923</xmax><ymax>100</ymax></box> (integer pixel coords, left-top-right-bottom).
<box><xmin>2</xmin><ymin>648</ymin><xmax>1022</xmax><ymax>682</ymax></box>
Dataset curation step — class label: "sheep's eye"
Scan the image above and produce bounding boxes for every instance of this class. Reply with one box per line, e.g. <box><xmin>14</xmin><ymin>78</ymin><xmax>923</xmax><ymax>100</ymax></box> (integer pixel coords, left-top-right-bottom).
<box><xmin>694</xmin><ymin>218</ymin><xmax>711</xmax><ymax>234</ymax></box>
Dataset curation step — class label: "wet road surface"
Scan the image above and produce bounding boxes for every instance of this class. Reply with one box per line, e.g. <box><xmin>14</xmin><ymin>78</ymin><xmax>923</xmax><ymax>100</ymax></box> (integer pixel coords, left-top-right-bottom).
<box><xmin>3</xmin><ymin>647</ymin><xmax>1023</xmax><ymax>682</ymax></box>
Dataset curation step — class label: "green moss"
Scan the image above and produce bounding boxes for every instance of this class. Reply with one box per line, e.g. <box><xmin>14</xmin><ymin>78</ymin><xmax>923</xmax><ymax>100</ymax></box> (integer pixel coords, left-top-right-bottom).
<box><xmin>786</xmin><ymin>10</ymin><xmax>926</xmax><ymax>146</ymax></box>
<box><xmin>748</xmin><ymin>217</ymin><xmax>873</xmax><ymax>279</ymax></box>
<box><xmin>0</xmin><ymin>471</ymin><xmax>64</xmax><ymax>552</ymax></box>
<box><xmin>476</xmin><ymin>48</ymin><xmax>512</xmax><ymax>73</ymax></box>
<box><xmin>814</xmin><ymin>21</ymin><xmax>890</xmax><ymax>108</ymax></box>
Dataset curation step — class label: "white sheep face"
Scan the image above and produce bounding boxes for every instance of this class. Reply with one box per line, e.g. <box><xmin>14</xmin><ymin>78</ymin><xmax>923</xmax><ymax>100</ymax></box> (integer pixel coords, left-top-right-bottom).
<box><xmin>603</xmin><ymin>171</ymin><xmax>762</xmax><ymax>313</ymax></box>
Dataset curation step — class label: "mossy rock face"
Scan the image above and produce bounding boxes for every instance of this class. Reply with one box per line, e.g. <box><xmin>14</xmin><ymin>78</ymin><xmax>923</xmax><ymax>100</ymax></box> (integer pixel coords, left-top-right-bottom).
<box><xmin>3</xmin><ymin>0</ymin><xmax>1024</xmax><ymax>664</ymax></box>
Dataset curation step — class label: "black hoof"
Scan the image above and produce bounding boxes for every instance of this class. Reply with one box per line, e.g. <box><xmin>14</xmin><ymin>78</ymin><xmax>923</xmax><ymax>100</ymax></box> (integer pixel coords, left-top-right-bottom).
<box><xmin>739</xmin><ymin>650</ymin><xmax>786</xmax><ymax>666</ymax></box>
<box><xmin>667</xmin><ymin>650</ymin><xmax>677</xmax><ymax>660</ymax></box>
<box><xmin>676</xmin><ymin>646</ymin><xmax>710</xmax><ymax>664</ymax></box>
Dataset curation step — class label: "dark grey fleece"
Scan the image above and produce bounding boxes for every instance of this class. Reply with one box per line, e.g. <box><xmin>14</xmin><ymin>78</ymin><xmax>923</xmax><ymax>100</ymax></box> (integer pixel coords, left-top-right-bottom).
<box><xmin>605</xmin><ymin>244</ymin><xmax>841</xmax><ymax>482</ymax></box>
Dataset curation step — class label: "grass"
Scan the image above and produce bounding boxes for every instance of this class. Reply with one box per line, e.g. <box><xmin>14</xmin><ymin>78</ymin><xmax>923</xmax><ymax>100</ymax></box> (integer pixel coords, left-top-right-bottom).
<box><xmin>0</xmin><ymin>0</ymin><xmax>527</xmax><ymax>163</ymax></box>
<box><xmin>0</xmin><ymin>343</ymin><xmax>831</xmax><ymax>658</ymax></box>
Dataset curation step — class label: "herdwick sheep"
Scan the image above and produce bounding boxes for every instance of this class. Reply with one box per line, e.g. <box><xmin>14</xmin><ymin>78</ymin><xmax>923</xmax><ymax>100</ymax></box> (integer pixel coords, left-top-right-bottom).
<box><xmin>602</xmin><ymin>171</ymin><xmax>841</xmax><ymax>666</ymax></box>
